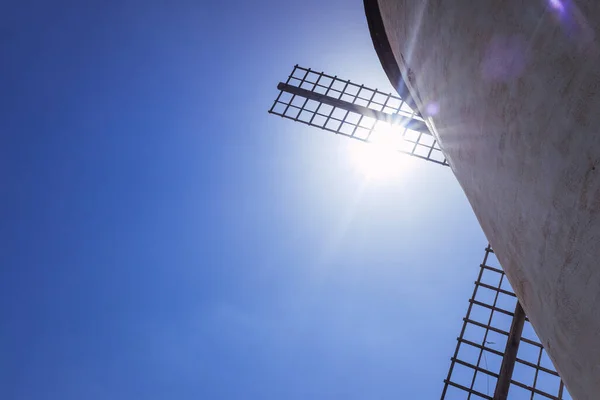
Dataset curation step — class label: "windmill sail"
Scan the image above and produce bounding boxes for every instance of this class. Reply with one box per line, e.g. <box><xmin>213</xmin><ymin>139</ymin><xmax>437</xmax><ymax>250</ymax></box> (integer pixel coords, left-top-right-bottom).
<box><xmin>441</xmin><ymin>246</ymin><xmax>571</xmax><ymax>400</ymax></box>
<box><xmin>269</xmin><ymin>65</ymin><xmax>448</xmax><ymax>166</ymax></box>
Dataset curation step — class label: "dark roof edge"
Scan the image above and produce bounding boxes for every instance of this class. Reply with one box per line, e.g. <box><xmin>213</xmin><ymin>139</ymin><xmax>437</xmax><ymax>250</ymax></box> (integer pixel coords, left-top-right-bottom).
<box><xmin>363</xmin><ymin>0</ymin><xmax>419</xmax><ymax>112</ymax></box>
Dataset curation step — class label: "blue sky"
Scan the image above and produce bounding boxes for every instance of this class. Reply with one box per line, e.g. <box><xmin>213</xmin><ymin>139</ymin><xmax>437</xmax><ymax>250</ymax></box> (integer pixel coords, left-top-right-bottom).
<box><xmin>1</xmin><ymin>1</ymin><xmax>486</xmax><ymax>398</ymax></box>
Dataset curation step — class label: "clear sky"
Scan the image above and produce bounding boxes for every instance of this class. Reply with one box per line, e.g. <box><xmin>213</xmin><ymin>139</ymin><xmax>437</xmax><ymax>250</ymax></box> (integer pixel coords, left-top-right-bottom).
<box><xmin>1</xmin><ymin>1</ymin><xmax>487</xmax><ymax>399</ymax></box>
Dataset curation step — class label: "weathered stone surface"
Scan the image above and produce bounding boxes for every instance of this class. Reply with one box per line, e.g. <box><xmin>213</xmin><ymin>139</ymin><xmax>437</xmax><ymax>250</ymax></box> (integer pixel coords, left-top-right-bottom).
<box><xmin>370</xmin><ymin>1</ymin><xmax>600</xmax><ymax>398</ymax></box>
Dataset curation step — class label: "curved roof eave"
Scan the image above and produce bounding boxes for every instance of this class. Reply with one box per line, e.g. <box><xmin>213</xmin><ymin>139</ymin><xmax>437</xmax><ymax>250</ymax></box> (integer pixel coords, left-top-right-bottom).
<box><xmin>363</xmin><ymin>0</ymin><xmax>420</xmax><ymax>115</ymax></box>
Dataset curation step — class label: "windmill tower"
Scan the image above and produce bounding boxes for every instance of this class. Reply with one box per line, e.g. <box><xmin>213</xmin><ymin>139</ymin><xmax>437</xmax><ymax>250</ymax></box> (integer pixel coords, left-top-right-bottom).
<box><xmin>361</xmin><ymin>1</ymin><xmax>600</xmax><ymax>399</ymax></box>
<box><xmin>269</xmin><ymin>64</ymin><xmax>572</xmax><ymax>400</ymax></box>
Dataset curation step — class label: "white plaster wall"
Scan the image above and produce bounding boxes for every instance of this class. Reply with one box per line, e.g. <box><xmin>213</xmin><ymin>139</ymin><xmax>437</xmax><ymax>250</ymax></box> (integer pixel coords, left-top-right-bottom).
<box><xmin>375</xmin><ymin>1</ymin><xmax>600</xmax><ymax>398</ymax></box>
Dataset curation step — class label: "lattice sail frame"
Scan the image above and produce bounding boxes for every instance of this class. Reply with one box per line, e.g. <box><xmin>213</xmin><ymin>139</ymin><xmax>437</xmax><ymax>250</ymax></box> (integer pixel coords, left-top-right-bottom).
<box><xmin>441</xmin><ymin>246</ymin><xmax>572</xmax><ymax>400</ymax></box>
<box><xmin>269</xmin><ymin>65</ymin><xmax>448</xmax><ymax>166</ymax></box>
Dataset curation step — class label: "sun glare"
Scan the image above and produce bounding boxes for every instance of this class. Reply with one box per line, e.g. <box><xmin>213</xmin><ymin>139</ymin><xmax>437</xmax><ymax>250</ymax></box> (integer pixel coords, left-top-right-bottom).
<box><xmin>347</xmin><ymin>122</ymin><xmax>411</xmax><ymax>181</ymax></box>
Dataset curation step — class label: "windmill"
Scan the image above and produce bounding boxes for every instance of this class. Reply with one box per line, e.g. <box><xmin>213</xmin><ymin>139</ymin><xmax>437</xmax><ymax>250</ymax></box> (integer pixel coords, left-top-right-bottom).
<box><xmin>268</xmin><ymin>65</ymin><xmax>572</xmax><ymax>400</ymax></box>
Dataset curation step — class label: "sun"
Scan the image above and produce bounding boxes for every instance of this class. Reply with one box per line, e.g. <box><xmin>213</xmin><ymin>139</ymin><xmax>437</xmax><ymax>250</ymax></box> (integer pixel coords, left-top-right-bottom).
<box><xmin>347</xmin><ymin>141</ymin><xmax>404</xmax><ymax>180</ymax></box>
<box><xmin>347</xmin><ymin>122</ymin><xmax>411</xmax><ymax>181</ymax></box>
